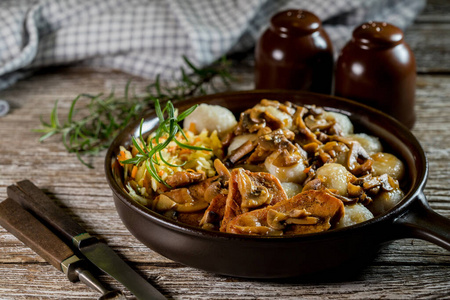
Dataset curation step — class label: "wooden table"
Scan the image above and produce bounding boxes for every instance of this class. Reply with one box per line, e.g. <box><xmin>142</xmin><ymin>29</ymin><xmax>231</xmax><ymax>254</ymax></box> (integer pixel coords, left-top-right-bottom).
<box><xmin>1</xmin><ymin>1</ymin><xmax>449</xmax><ymax>299</ymax></box>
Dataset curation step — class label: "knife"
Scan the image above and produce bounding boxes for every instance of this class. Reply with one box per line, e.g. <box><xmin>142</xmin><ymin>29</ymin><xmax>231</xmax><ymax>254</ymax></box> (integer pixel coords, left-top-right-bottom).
<box><xmin>0</xmin><ymin>198</ymin><xmax>126</xmax><ymax>300</ymax></box>
<box><xmin>7</xmin><ymin>180</ymin><xmax>166</xmax><ymax>300</ymax></box>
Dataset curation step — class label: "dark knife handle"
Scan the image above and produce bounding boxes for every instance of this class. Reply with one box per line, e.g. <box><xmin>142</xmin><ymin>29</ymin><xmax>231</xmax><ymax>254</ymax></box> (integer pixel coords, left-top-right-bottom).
<box><xmin>7</xmin><ymin>180</ymin><xmax>87</xmax><ymax>245</ymax></box>
<box><xmin>0</xmin><ymin>198</ymin><xmax>75</xmax><ymax>271</ymax></box>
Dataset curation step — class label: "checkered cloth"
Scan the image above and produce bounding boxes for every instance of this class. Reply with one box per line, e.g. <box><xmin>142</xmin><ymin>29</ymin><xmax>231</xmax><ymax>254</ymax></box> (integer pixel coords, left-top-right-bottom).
<box><xmin>0</xmin><ymin>0</ymin><xmax>425</xmax><ymax>92</ymax></box>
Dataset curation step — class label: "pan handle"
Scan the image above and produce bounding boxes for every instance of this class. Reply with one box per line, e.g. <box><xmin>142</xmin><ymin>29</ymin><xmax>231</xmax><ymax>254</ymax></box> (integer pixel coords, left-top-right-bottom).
<box><xmin>392</xmin><ymin>192</ymin><xmax>450</xmax><ymax>250</ymax></box>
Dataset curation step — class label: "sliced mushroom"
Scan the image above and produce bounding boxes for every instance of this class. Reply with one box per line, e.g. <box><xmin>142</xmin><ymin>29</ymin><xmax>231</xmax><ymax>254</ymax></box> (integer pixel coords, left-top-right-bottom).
<box><xmin>362</xmin><ymin>174</ymin><xmax>397</xmax><ymax>192</ymax></box>
<box><xmin>302</xmin><ymin>178</ymin><xmax>324</xmax><ymax>192</ymax></box>
<box><xmin>153</xmin><ymin>194</ymin><xmax>177</xmax><ymax>211</ymax></box>
<box><xmin>266</xmin><ymin>208</ymin><xmax>316</xmax><ymax>230</ymax></box>
<box><xmin>175</xmin><ymin>201</ymin><xmax>209</xmax><ymax>213</ymax></box>
<box><xmin>285</xmin><ymin>216</ymin><xmax>319</xmax><ymax>225</ymax></box>
<box><xmin>347</xmin><ymin>182</ymin><xmax>364</xmax><ymax>198</ymax></box>
<box><xmin>214</xmin><ymin>159</ymin><xmax>231</xmax><ymax>180</ymax></box>
<box><xmin>155</xmin><ymin>187</ymin><xmax>209</xmax><ymax>213</ymax></box>
<box><xmin>263</xmin><ymin>110</ymin><xmax>284</xmax><ymax>129</ymax></box>
<box><xmin>165</xmin><ymin>170</ymin><xmax>206</xmax><ymax>189</ymax></box>
<box><xmin>292</xmin><ymin>106</ymin><xmax>322</xmax><ymax>145</ymax></box>
<box><xmin>346</xmin><ymin>142</ymin><xmax>373</xmax><ymax>176</ymax></box>
<box><xmin>267</xmin><ymin>209</ymin><xmax>289</xmax><ymax>230</ymax></box>
<box><xmin>225</xmin><ymin>139</ymin><xmax>256</xmax><ymax>166</ymax></box>
<box><xmin>225</xmin><ymin>207</ymin><xmax>283</xmax><ymax>236</ymax></box>
<box><xmin>234</xmin><ymin>109</ymin><xmax>265</xmax><ymax>135</ymax></box>
<box><xmin>235</xmin><ymin>169</ymin><xmax>272</xmax><ymax>210</ymax></box>
<box><xmin>246</xmin><ymin>129</ymin><xmax>299</xmax><ymax>165</ymax></box>
<box><xmin>304</xmin><ymin>114</ymin><xmax>335</xmax><ymax>132</ymax></box>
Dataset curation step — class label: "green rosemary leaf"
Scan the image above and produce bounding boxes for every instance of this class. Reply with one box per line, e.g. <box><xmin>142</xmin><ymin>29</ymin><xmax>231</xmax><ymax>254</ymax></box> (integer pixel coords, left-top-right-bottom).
<box><xmin>182</xmin><ymin>55</ymin><xmax>200</xmax><ymax>74</ymax></box>
<box><xmin>180</xmin><ymin>67</ymin><xmax>194</xmax><ymax>85</ymax></box>
<box><xmin>67</xmin><ymin>95</ymin><xmax>80</xmax><ymax>124</ymax></box>
<box><xmin>145</xmin><ymin>158</ymin><xmax>163</xmax><ymax>185</ymax></box>
<box><xmin>138</xmin><ymin>118</ymin><xmax>147</xmax><ymax>152</ymax></box>
<box><xmin>168</xmin><ymin>103</ymin><xmax>175</xmax><ymax>121</ymax></box>
<box><xmin>174</xmin><ymin>139</ymin><xmax>212</xmax><ymax>151</ymax></box>
<box><xmin>132</xmin><ymin>137</ymin><xmax>146</xmax><ymax>156</ymax></box>
<box><xmin>155</xmin><ymin>99</ymin><xmax>164</xmax><ymax>124</ymax></box>
<box><xmin>154</xmin><ymin>75</ymin><xmax>162</xmax><ymax>96</ymax></box>
<box><xmin>120</xmin><ymin>156</ymin><xmax>143</xmax><ymax>165</ymax></box>
<box><xmin>50</xmin><ymin>101</ymin><xmax>60</xmax><ymax>129</ymax></box>
<box><xmin>38</xmin><ymin>130</ymin><xmax>57</xmax><ymax>142</ymax></box>
<box><xmin>177</xmin><ymin>104</ymin><xmax>198</xmax><ymax>121</ymax></box>
<box><xmin>76</xmin><ymin>152</ymin><xmax>94</xmax><ymax>169</ymax></box>
<box><xmin>158</xmin><ymin>151</ymin><xmax>186</xmax><ymax>168</ymax></box>
<box><xmin>177</xmin><ymin>124</ymin><xmax>189</xmax><ymax>142</ymax></box>
<box><xmin>124</xmin><ymin>80</ymin><xmax>131</xmax><ymax>101</ymax></box>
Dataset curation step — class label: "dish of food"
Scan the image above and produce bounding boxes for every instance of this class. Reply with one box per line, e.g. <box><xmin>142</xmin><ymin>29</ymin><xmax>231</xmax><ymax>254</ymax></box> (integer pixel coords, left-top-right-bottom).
<box><xmin>105</xmin><ymin>90</ymin><xmax>448</xmax><ymax>278</ymax></box>
<box><xmin>115</xmin><ymin>98</ymin><xmax>406</xmax><ymax>236</ymax></box>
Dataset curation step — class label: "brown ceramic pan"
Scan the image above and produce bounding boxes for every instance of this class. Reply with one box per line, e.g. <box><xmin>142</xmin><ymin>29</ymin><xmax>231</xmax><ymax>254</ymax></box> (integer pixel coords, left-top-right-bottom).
<box><xmin>105</xmin><ymin>90</ymin><xmax>450</xmax><ymax>279</ymax></box>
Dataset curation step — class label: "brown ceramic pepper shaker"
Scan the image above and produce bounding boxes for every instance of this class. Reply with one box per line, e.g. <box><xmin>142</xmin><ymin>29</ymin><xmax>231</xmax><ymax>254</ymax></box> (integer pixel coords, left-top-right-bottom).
<box><xmin>255</xmin><ymin>9</ymin><xmax>334</xmax><ymax>94</ymax></box>
<box><xmin>335</xmin><ymin>21</ymin><xmax>416</xmax><ymax>128</ymax></box>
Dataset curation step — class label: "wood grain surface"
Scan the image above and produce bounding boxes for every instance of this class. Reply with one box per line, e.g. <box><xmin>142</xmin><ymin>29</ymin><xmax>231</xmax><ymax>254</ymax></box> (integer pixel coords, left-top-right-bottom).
<box><xmin>0</xmin><ymin>1</ymin><xmax>449</xmax><ymax>299</ymax></box>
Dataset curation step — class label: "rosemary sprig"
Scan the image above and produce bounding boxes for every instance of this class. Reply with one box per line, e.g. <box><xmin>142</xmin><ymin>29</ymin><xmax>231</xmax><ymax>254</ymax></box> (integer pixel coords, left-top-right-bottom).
<box><xmin>34</xmin><ymin>56</ymin><xmax>232</xmax><ymax>168</ymax></box>
<box><xmin>120</xmin><ymin>100</ymin><xmax>212</xmax><ymax>188</ymax></box>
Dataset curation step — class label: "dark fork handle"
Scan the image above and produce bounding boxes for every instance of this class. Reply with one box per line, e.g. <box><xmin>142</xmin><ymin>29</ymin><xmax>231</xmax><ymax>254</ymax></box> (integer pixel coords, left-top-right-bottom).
<box><xmin>7</xmin><ymin>180</ymin><xmax>87</xmax><ymax>245</ymax></box>
<box><xmin>0</xmin><ymin>198</ymin><xmax>74</xmax><ymax>270</ymax></box>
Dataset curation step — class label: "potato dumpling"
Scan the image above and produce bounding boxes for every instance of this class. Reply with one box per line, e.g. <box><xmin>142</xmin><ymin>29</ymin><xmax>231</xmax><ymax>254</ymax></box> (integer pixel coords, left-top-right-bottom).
<box><xmin>315</xmin><ymin>163</ymin><xmax>353</xmax><ymax>196</ymax></box>
<box><xmin>264</xmin><ymin>151</ymin><xmax>307</xmax><ymax>184</ymax></box>
<box><xmin>371</xmin><ymin>152</ymin><xmax>405</xmax><ymax>180</ymax></box>
<box><xmin>347</xmin><ymin>133</ymin><xmax>383</xmax><ymax>154</ymax></box>
<box><xmin>323</xmin><ymin>111</ymin><xmax>354</xmax><ymax>136</ymax></box>
<box><xmin>184</xmin><ymin>103</ymin><xmax>237</xmax><ymax>134</ymax></box>
<box><xmin>369</xmin><ymin>187</ymin><xmax>404</xmax><ymax>216</ymax></box>
<box><xmin>281</xmin><ymin>182</ymin><xmax>303</xmax><ymax>199</ymax></box>
<box><xmin>336</xmin><ymin>203</ymin><xmax>374</xmax><ymax>228</ymax></box>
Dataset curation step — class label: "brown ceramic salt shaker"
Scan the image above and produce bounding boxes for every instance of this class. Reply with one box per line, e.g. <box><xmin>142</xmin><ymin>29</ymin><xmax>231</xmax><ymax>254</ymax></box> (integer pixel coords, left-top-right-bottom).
<box><xmin>255</xmin><ymin>10</ymin><xmax>333</xmax><ymax>94</ymax></box>
<box><xmin>335</xmin><ymin>22</ymin><xmax>416</xmax><ymax>128</ymax></box>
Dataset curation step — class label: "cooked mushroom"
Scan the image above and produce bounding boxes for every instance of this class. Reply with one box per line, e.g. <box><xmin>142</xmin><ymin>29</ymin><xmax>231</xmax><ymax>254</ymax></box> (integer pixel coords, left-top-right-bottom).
<box><xmin>199</xmin><ymin>194</ymin><xmax>227</xmax><ymax>230</ymax></box>
<box><xmin>225</xmin><ymin>140</ymin><xmax>256</xmax><ymax>166</ymax></box>
<box><xmin>345</xmin><ymin>141</ymin><xmax>373</xmax><ymax>176</ymax></box>
<box><xmin>226</xmin><ymin>190</ymin><xmax>345</xmax><ymax>235</ymax></box>
<box><xmin>235</xmin><ymin>169</ymin><xmax>272</xmax><ymax>210</ymax></box>
<box><xmin>234</xmin><ymin>109</ymin><xmax>266</xmax><ymax>135</ymax></box>
<box><xmin>214</xmin><ymin>159</ymin><xmax>231</xmax><ymax>180</ymax></box>
<box><xmin>153</xmin><ymin>188</ymin><xmax>209</xmax><ymax>213</ymax></box>
<box><xmin>220</xmin><ymin>168</ymin><xmax>287</xmax><ymax>232</ymax></box>
<box><xmin>292</xmin><ymin>106</ymin><xmax>322</xmax><ymax>145</ymax></box>
<box><xmin>304</xmin><ymin>114</ymin><xmax>335</xmax><ymax>132</ymax></box>
<box><xmin>266</xmin><ymin>208</ymin><xmax>316</xmax><ymax>230</ymax></box>
<box><xmin>246</xmin><ymin>129</ymin><xmax>299</xmax><ymax>165</ymax></box>
<box><xmin>153</xmin><ymin>194</ymin><xmax>177</xmax><ymax>211</ymax></box>
<box><xmin>165</xmin><ymin>171</ymin><xmax>206</xmax><ymax>188</ymax></box>
<box><xmin>362</xmin><ymin>174</ymin><xmax>397</xmax><ymax>192</ymax></box>
<box><xmin>302</xmin><ymin>178</ymin><xmax>324</xmax><ymax>192</ymax></box>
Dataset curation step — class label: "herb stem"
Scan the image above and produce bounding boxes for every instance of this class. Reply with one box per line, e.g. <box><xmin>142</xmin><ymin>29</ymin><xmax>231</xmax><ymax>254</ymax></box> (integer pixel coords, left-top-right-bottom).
<box><xmin>35</xmin><ymin>56</ymin><xmax>232</xmax><ymax>168</ymax></box>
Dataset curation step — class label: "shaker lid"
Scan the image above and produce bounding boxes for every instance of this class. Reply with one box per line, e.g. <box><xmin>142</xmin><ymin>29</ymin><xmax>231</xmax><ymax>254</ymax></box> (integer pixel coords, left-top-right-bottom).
<box><xmin>353</xmin><ymin>21</ymin><xmax>404</xmax><ymax>48</ymax></box>
<box><xmin>270</xmin><ymin>10</ymin><xmax>321</xmax><ymax>36</ymax></box>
